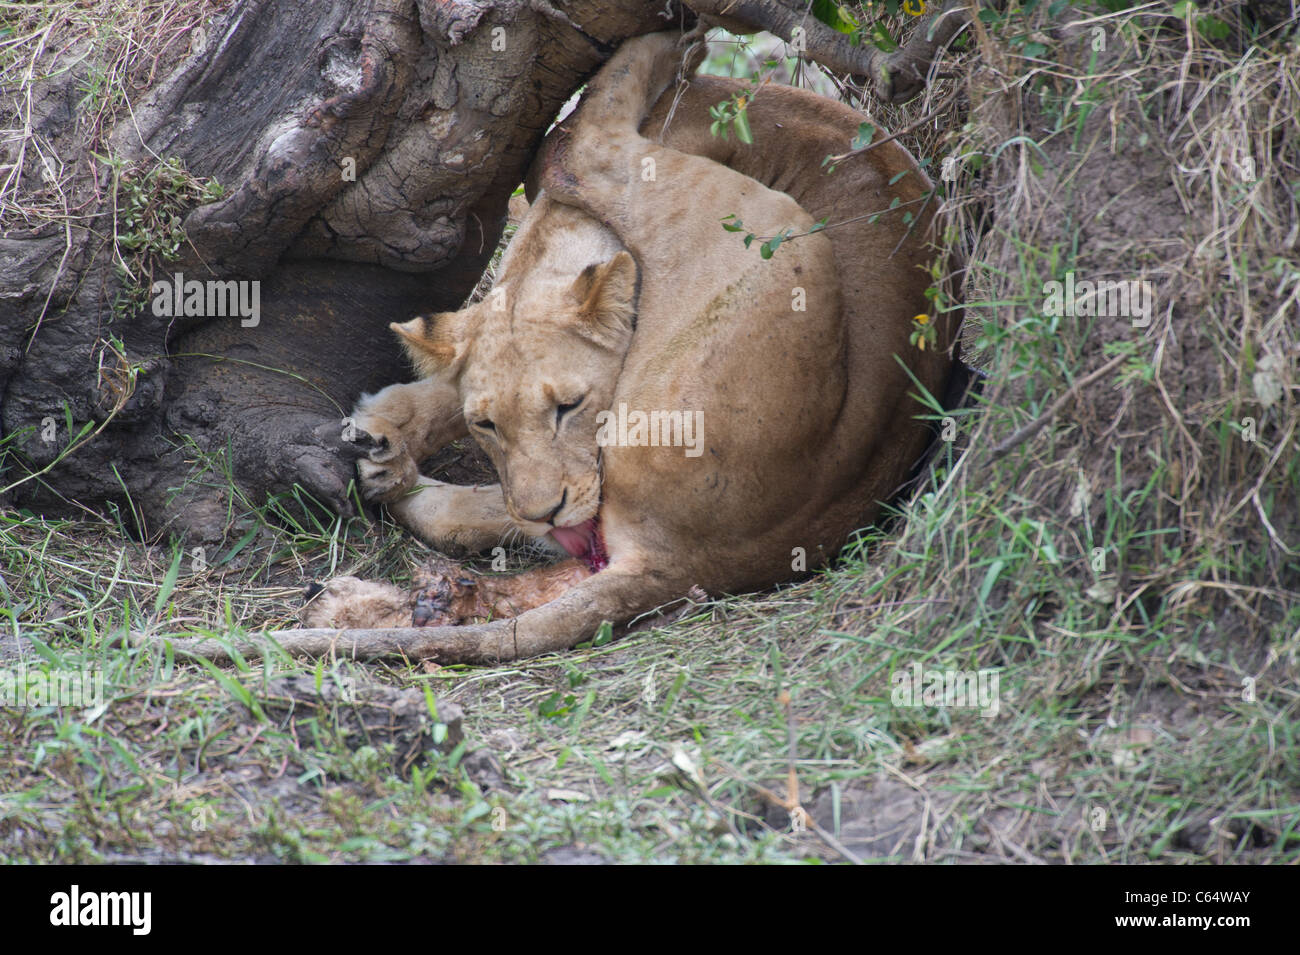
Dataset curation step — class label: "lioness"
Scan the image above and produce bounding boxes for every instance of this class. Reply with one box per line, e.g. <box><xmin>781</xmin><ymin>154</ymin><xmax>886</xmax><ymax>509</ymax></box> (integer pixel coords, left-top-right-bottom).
<box><xmin>180</xmin><ymin>32</ymin><xmax>957</xmax><ymax>663</ymax></box>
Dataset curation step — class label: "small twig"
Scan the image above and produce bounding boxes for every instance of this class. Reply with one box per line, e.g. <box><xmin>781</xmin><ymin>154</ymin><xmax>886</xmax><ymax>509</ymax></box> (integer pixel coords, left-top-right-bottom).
<box><xmin>738</xmin><ymin>193</ymin><xmax>932</xmax><ymax>248</ymax></box>
<box><xmin>781</xmin><ymin>688</ymin><xmax>800</xmax><ymax>822</ymax></box>
<box><xmin>782</xmin><ymin>688</ymin><xmax>863</xmax><ymax>862</ymax></box>
<box><xmin>809</xmin><ymin>818</ymin><xmax>865</xmax><ymax>865</ymax></box>
<box><xmin>824</xmin><ymin>95</ymin><xmax>956</xmax><ymax>165</ymax></box>
<box><xmin>876</xmin><ymin>0</ymin><xmax>972</xmax><ymax>103</ymax></box>
<box><xmin>987</xmin><ymin>352</ymin><xmax>1129</xmax><ymax>461</ymax></box>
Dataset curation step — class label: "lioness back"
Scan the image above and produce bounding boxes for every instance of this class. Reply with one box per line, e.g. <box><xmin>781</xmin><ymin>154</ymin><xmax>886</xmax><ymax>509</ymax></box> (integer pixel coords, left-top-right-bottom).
<box><xmin>597</xmin><ymin>77</ymin><xmax>955</xmax><ymax>588</ymax></box>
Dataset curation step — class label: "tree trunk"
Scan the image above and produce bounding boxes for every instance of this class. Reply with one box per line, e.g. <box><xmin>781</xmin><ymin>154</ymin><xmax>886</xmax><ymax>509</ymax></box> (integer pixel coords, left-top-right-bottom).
<box><xmin>1</xmin><ymin>0</ymin><xmax>678</xmax><ymax>540</ymax></box>
<box><xmin>2</xmin><ymin>0</ymin><xmax>942</xmax><ymax>541</ymax></box>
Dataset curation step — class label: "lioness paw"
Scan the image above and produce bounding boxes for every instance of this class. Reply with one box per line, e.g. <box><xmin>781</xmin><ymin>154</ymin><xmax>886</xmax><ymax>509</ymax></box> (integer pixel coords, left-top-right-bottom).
<box><xmin>357</xmin><ymin>454</ymin><xmax>419</xmax><ymax>503</ymax></box>
<box><xmin>347</xmin><ymin>414</ymin><xmax>420</xmax><ymax>502</ymax></box>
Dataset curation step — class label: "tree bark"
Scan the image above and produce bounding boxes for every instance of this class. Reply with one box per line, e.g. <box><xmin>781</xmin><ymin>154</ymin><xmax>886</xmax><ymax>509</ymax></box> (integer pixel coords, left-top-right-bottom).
<box><xmin>1</xmin><ymin>0</ymin><xmax>918</xmax><ymax>541</ymax></box>
<box><xmin>1</xmin><ymin>0</ymin><xmax>678</xmax><ymax>539</ymax></box>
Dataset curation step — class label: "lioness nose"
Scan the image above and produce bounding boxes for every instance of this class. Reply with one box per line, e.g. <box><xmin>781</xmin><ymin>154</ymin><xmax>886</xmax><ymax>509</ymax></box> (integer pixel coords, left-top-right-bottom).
<box><xmin>521</xmin><ymin>489</ymin><xmax>566</xmax><ymax>525</ymax></box>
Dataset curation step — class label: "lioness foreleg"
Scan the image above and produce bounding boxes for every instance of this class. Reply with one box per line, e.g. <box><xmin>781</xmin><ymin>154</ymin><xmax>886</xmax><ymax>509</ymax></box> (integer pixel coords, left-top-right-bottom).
<box><xmin>388</xmin><ymin>478</ymin><xmax>517</xmax><ymax>554</ymax></box>
<box><xmin>351</xmin><ymin>377</ymin><xmax>466</xmax><ymax>503</ymax></box>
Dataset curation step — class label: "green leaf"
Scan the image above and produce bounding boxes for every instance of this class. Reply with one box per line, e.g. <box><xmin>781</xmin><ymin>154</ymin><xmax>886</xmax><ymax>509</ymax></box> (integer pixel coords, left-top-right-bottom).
<box><xmin>1198</xmin><ymin>16</ymin><xmax>1230</xmax><ymax>40</ymax></box>
<box><xmin>851</xmin><ymin>122</ymin><xmax>875</xmax><ymax>150</ymax></box>
<box><xmin>20</xmin><ymin>632</ymin><xmax>61</xmax><ymax>666</ymax></box>
<box><xmin>218</xmin><ymin>524</ymin><xmax>259</xmax><ymax>565</ymax></box>
<box><xmin>155</xmin><ymin>545</ymin><xmax>183</xmax><ymax>615</ymax></box>
<box><xmin>978</xmin><ymin>559</ymin><xmax>1006</xmax><ymax>605</ymax></box>
<box><xmin>869</xmin><ymin>23</ymin><xmax>898</xmax><ymax>53</ymax></box>
<box><xmin>193</xmin><ymin>654</ymin><xmax>265</xmax><ymax>720</ymax></box>
<box><xmin>593</xmin><ymin>621</ymin><xmax>613</xmax><ymax>647</ymax></box>
<box><xmin>539</xmin><ymin>691</ymin><xmax>577</xmax><ymax>718</ymax></box>
<box><xmin>570</xmin><ymin>689</ymin><xmax>596</xmax><ymax>730</ymax></box>
<box><xmin>811</xmin><ymin>0</ymin><xmax>856</xmax><ymax>34</ymax></box>
<box><xmin>734</xmin><ymin>109</ymin><xmax>753</xmax><ymax>145</ymax></box>
<box><xmin>446</xmin><ymin>740</ymin><xmax>467</xmax><ymax>769</ymax></box>
<box><xmin>587</xmin><ymin>750</ymin><xmax>614</xmax><ymax>786</ymax></box>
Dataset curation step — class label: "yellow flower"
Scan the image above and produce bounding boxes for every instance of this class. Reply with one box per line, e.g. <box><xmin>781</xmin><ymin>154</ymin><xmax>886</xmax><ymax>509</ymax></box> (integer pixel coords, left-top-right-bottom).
<box><xmin>913</xmin><ymin>313</ymin><xmax>929</xmax><ymax>324</ymax></box>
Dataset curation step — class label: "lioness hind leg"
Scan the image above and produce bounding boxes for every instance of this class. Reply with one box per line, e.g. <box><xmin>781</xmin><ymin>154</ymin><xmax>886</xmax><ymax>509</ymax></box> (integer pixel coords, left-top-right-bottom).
<box><xmin>410</xmin><ymin>558</ymin><xmax>591</xmax><ymax>625</ymax></box>
<box><xmin>570</xmin><ymin>31</ymin><xmax>699</xmax><ymax>136</ymax></box>
<box><xmin>203</xmin><ymin>562</ymin><xmax>684</xmax><ymax>664</ymax></box>
<box><xmin>536</xmin><ymin>33</ymin><xmax>700</xmax><ymax>201</ymax></box>
<box><xmin>388</xmin><ymin>478</ymin><xmax>518</xmax><ymax>554</ymax></box>
<box><xmin>300</xmin><ymin>558</ymin><xmax>590</xmax><ymax>630</ymax></box>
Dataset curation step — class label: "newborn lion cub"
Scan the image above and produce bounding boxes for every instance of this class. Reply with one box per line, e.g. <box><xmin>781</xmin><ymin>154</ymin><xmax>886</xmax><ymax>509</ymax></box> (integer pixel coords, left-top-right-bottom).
<box><xmin>178</xmin><ymin>31</ymin><xmax>956</xmax><ymax>663</ymax></box>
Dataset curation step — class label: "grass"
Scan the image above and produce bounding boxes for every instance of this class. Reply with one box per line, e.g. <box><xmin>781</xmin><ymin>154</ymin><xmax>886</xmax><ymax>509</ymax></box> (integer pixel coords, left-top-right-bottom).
<box><xmin>1</xmin><ymin>1</ymin><xmax>1298</xmax><ymax>863</ymax></box>
<box><xmin>2</xmin><ymin>421</ymin><xmax>1295</xmax><ymax>862</ymax></box>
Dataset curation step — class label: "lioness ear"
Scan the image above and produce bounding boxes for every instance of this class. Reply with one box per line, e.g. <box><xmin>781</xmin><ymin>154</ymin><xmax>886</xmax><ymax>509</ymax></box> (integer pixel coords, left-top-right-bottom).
<box><xmin>391</xmin><ymin>312</ymin><xmax>465</xmax><ymax>377</ymax></box>
<box><xmin>572</xmin><ymin>251</ymin><xmax>637</xmax><ymax>344</ymax></box>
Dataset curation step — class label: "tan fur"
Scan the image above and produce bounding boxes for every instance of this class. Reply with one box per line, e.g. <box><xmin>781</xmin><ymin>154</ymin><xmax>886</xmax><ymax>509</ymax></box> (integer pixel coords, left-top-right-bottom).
<box><xmin>291</xmin><ymin>33</ymin><xmax>957</xmax><ymax>663</ymax></box>
<box><xmin>302</xmin><ymin>559</ymin><xmax>590</xmax><ymax>630</ymax></box>
<box><xmin>299</xmin><ymin>577</ymin><xmax>413</xmax><ymax>630</ymax></box>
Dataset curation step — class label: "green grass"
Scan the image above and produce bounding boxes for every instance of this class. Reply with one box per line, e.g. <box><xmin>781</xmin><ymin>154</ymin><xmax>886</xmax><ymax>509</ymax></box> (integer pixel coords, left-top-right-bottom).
<box><xmin>2</xmin><ymin>400</ymin><xmax>1296</xmax><ymax>862</ymax></box>
<box><xmin>2</xmin><ymin>0</ymin><xmax>1298</xmax><ymax>863</ymax></box>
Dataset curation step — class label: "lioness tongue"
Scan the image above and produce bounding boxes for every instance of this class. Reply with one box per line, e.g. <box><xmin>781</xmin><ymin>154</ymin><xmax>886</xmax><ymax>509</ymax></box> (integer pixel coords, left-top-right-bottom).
<box><xmin>549</xmin><ymin>519</ymin><xmax>596</xmax><ymax>558</ymax></box>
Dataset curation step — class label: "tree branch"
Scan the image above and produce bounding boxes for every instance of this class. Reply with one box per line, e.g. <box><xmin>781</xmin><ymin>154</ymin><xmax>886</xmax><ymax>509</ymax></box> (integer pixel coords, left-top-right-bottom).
<box><xmin>686</xmin><ymin>0</ymin><xmax>971</xmax><ymax>104</ymax></box>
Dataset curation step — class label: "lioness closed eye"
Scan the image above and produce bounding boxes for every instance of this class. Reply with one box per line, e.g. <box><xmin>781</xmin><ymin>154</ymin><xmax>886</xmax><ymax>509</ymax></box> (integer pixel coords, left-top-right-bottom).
<box><xmin>166</xmin><ymin>31</ymin><xmax>958</xmax><ymax>664</ymax></box>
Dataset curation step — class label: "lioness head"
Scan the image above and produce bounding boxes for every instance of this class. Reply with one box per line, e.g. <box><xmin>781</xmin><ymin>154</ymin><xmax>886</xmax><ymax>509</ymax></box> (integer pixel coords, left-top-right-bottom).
<box><xmin>391</xmin><ymin>201</ymin><xmax>637</xmax><ymax>548</ymax></box>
